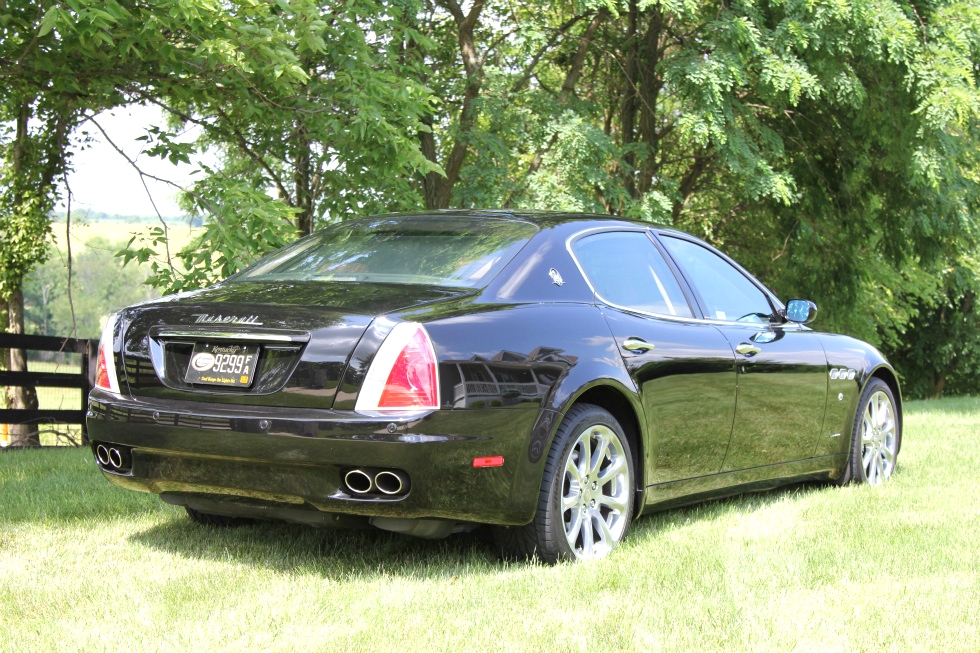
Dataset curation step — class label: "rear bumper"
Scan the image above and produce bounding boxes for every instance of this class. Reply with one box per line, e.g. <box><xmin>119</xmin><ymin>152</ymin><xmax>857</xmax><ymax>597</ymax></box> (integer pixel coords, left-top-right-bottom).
<box><xmin>86</xmin><ymin>390</ymin><xmax>551</xmax><ymax>526</ymax></box>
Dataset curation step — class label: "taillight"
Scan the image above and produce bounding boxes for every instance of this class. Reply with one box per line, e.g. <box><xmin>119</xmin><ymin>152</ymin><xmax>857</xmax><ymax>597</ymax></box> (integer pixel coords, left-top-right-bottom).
<box><xmin>355</xmin><ymin>322</ymin><xmax>439</xmax><ymax>414</ymax></box>
<box><xmin>95</xmin><ymin>314</ymin><xmax>120</xmax><ymax>394</ymax></box>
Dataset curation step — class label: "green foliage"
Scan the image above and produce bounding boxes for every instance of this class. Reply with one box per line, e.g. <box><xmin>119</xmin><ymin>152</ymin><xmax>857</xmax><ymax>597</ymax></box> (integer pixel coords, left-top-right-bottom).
<box><xmin>120</xmin><ymin>174</ymin><xmax>297</xmax><ymax>294</ymax></box>
<box><xmin>24</xmin><ymin>239</ymin><xmax>158</xmax><ymax>339</ymax></box>
<box><xmin>4</xmin><ymin>0</ymin><xmax>979</xmax><ymax>395</ymax></box>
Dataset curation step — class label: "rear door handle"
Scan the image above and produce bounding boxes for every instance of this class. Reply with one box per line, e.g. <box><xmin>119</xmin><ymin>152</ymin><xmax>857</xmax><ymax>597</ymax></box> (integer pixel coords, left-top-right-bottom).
<box><xmin>735</xmin><ymin>342</ymin><xmax>761</xmax><ymax>357</ymax></box>
<box><xmin>623</xmin><ymin>337</ymin><xmax>655</xmax><ymax>352</ymax></box>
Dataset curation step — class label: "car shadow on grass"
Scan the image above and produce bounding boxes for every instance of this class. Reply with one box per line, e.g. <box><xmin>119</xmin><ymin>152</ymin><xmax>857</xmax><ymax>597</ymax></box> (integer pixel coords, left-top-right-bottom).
<box><xmin>129</xmin><ymin>513</ymin><xmax>506</xmax><ymax>579</ymax></box>
<box><xmin>127</xmin><ymin>481</ymin><xmax>832</xmax><ymax>578</ymax></box>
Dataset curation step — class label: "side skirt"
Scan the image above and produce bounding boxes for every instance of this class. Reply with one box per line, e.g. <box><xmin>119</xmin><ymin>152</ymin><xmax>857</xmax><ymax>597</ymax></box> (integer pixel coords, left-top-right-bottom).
<box><xmin>638</xmin><ymin>455</ymin><xmax>847</xmax><ymax>515</ymax></box>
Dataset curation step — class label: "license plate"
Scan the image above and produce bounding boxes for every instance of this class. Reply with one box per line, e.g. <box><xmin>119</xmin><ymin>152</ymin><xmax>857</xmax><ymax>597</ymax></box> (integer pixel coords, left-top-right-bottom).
<box><xmin>184</xmin><ymin>343</ymin><xmax>259</xmax><ymax>387</ymax></box>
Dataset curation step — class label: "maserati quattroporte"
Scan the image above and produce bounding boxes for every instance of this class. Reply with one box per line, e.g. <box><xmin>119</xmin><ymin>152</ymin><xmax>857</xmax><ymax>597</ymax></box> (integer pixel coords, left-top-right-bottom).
<box><xmin>87</xmin><ymin>211</ymin><xmax>902</xmax><ymax>561</ymax></box>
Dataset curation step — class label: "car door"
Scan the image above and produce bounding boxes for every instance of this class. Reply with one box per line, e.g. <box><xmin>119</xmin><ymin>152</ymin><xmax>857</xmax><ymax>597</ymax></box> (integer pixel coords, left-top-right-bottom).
<box><xmin>571</xmin><ymin>230</ymin><xmax>738</xmax><ymax>484</ymax></box>
<box><xmin>658</xmin><ymin>234</ymin><xmax>828</xmax><ymax>470</ymax></box>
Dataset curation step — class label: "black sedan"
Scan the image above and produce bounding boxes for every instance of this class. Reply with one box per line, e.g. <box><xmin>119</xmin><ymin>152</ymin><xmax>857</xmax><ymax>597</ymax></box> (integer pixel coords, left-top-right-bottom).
<box><xmin>87</xmin><ymin>211</ymin><xmax>902</xmax><ymax>562</ymax></box>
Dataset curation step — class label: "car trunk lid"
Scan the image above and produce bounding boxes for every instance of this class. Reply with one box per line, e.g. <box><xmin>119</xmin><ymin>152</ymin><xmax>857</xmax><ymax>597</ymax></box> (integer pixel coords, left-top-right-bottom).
<box><xmin>119</xmin><ymin>281</ymin><xmax>472</xmax><ymax>408</ymax></box>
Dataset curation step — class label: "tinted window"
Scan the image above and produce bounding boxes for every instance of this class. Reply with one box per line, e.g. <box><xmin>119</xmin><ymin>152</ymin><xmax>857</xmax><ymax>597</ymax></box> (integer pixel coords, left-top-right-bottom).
<box><xmin>234</xmin><ymin>217</ymin><xmax>537</xmax><ymax>289</ymax></box>
<box><xmin>661</xmin><ymin>236</ymin><xmax>774</xmax><ymax>322</ymax></box>
<box><xmin>573</xmin><ymin>232</ymin><xmax>692</xmax><ymax>317</ymax></box>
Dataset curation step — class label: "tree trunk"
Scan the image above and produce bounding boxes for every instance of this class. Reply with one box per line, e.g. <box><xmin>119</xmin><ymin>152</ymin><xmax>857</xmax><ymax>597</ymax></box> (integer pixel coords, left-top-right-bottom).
<box><xmin>636</xmin><ymin>7</ymin><xmax>666</xmax><ymax>196</ymax></box>
<box><xmin>294</xmin><ymin>120</ymin><xmax>313</xmax><ymax>236</ymax></box>
<box><xmin>619</xmin><ymin>0</ymin><xmax>639</xmax><ymax>201</ymax></box>
<box><xmin>5</xmin><ymin>102</ymin><xmax>41</xmax><ymax>446</ymax></box>
<box><xmin>0</xmin><ymin>295</ymin><xmax>7</xmax><ymax>413</ymax></box>
<box><xmin>6</xmin><ymin>287</ymin><xmax>40</xmax><ymax>447</ymax></box>
<box><xmin>434</xmin><ymin>0</ymin><xmax>486</xmax><ymax>209</ymax></box>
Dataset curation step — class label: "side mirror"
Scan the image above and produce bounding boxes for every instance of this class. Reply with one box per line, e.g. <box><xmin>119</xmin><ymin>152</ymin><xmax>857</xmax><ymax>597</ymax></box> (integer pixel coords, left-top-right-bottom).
<box><xmin>785</xmin><ymin>299</ymin><xmax>818</xmax><ymax>324</ymax></box>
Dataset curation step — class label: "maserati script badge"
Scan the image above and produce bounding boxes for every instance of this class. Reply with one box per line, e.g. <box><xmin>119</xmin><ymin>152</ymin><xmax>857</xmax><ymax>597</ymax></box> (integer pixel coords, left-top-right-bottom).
<box><xmin>191</xmin><ymin>314</ymin><xmax>263</xmax><ymax>326</ymax></box>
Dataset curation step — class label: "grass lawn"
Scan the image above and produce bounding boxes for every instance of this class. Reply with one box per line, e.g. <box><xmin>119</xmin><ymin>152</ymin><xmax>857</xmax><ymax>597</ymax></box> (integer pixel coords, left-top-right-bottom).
<box><xmin>1</xmin><ymin>397</ymin><xmax>978</xmax><ymax>652</ymax></box>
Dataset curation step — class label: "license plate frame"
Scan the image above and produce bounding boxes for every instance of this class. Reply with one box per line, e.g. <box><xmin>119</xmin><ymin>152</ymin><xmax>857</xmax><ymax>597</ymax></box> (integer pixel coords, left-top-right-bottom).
<box><xmin>184</xmin><ymin>342</ymin><xmax>260</xmax><ymax>388</ymax></box>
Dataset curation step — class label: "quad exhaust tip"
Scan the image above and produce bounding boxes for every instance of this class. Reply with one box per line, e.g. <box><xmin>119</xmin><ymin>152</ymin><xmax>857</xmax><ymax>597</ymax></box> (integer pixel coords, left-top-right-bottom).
<box><xmin>374</xmin><ymin>470</ymin><xmax>405</xmax><ymax>495</ymax></box>
<box><xmin>343</xmin><ymin>468</ymin><xmax>410</xmax><ymax>497</ymax></box>
<box><xmin>344</xmin><ymin>469</ymin><xmax>374</xmax><ymax>494</ymax></box>
<box><xmin>95</xmin><ymin>443</ymin><xmax>131</xmax><ymax>472</ymax></box>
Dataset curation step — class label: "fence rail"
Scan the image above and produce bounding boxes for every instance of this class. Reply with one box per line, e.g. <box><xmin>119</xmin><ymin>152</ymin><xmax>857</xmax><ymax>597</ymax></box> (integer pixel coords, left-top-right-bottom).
<box><xmin>0</xmin><ymin>333</ymin><xmax>97</xmax><ymax>445</ymax></box>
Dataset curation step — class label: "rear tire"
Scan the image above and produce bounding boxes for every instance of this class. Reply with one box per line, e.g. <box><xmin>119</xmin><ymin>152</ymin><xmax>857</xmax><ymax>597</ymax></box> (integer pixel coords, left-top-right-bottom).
<box><xmin>495</xmin><ymin>404</ymin><xmax>635</xmax><ymax>563</ymax></box>
<box><xmin>185</xmin><ymin>506</ymin><xmax>251</xmax><ymax>527</ymax></box>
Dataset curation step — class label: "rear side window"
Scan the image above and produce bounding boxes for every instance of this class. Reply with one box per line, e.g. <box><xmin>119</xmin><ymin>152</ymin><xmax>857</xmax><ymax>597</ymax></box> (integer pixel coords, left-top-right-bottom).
<box><xmin>573</xmin><ymin>231</ymin><xmax>693</xmax><ymax>317</ymax></box>
<box><xmin>234</xmin><ymin>217</ymin><xmax>537</xmax><ymax>289</ymax></box>
<box><xmin>661</xmin><ymin>236</ymin><xmax>774</xmax><ymax>322</ymax></box>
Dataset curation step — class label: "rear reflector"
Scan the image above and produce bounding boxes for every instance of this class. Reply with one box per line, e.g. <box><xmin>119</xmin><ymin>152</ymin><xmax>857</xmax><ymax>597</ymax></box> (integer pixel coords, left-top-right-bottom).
<box><xmin>473</xmin><ymin>456</ymin><xmax>504</xmax><ymax>468</ymax></box>
<box><xmin>355</xmin><ymin>322</ymin><xmax>440</xmax><ymax>413</ymax></box>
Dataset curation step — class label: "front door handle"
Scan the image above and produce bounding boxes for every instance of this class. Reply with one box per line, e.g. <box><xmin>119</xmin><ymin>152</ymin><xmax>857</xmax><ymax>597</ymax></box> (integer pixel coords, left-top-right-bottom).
<box><xmin>623</xmin><ymin>337</ymin><xmax>655</xmax><ymax>352</ymax></box>
<box><xmin>735</xmin><ymin>342</ymin><xmax>761</xmax><ymax>357</ymax></box>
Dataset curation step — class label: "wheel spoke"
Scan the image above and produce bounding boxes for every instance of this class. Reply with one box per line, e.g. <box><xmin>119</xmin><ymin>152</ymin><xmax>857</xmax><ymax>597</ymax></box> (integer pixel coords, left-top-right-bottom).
<box><xmin>595</xmin><ymin>512</ymin><xmax>614</xmax><ymax>548</ymax></box>
<box><xmin>579</xmin><ymin>437</ymin><xmax>591</xmax><ymax>478</ymax></box>
<box><xmin>565</xmin><ymin>458</ymin><xmax>583</xmax><ymax>485</ymax></box>
<box><xmin>591</xmin><ymin>436</ymin><xmax>610</xmax><ymax>476</ymax></box>
<box><xmin>881</xmin><ymin>445</ymin><xmax>895</xmax><ymax>464</ymax></box>
<box><xmin>581</xmin><ymin>514</ymin><xmax>594</xmax><ymax>556</ymax></box>
<box><xmin>862</xmin><ymin>445</ymin><xmax>875</xmax><ymax>468</ymax></box>
<box><xmin>596</xmin><ymin>457</ymin><xmax>626</xmax><ymax>484</ymax></box>
<box><xmin>562</xmin><ymin>490</ymin><xmax>581</xmax><ymax>512</ymax></box>
<box><xmin>565</xmin><ymin>509</ymin><xmax>582</xmax><ymax>545</ymax></box>
<box><xmin>597</xmin><ymin>493</ymin><xmax>628</xmax><ymax>514</ymax></box>
<box><xmin>869</xmin><ymin>398</ymin><xmax>879</xmax><ymax>429</ymax></box>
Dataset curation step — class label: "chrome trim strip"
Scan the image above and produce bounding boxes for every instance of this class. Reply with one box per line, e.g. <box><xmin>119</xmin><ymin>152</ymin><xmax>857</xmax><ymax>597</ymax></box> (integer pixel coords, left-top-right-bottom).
<box><xmin>153</xmin><ymin>329</ymin><xmax>310</xmax><ymax>343</ymax></box>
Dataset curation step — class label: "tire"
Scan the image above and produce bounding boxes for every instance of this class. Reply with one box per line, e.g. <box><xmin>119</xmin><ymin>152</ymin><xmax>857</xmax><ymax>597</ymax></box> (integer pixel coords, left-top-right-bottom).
<box><xmin>839</xmin><ymin>378</ymin><xmax>901</xmax><ymax>486</ymax></box>
<box><xmin>494</xmin><ymin>404</ymin><xmax>635</xmax><ymax>563</ymax></box>
<box><xmin>185</xmin><ymin>506</ymin><xmax>251</xmax><ymax>527</ymax></box>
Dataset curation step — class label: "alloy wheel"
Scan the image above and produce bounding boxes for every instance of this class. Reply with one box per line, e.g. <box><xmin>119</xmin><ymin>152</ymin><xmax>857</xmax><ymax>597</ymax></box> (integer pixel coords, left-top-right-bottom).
<box><xmin>561</xmin><ymin>424</ymin><xmax>631</xmax><ymax>559</ymax></box>
<box><xmin>860</xmin><ymin>390</ymin><xmax>897</xmax><ymax>485</ymax></box>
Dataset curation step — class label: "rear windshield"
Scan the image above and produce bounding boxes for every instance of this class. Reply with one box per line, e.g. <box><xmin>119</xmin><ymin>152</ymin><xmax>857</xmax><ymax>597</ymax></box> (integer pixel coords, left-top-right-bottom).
<box><xmin>232</xmin><ymin>216</ymin><xmax>537</xmax><ymax>289</ymax></box>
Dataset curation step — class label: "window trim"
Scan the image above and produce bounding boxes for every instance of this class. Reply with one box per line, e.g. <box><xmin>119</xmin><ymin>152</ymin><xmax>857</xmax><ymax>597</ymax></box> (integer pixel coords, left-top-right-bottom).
<box><xmin>653</xmin><ymin>230</ymin><xmax>788</xmax><ymax>326</ymax></box>
<box><xmin>566</xmin><ymin>227</ymin><xmax>699</xmax><ymax>322</ymax></box>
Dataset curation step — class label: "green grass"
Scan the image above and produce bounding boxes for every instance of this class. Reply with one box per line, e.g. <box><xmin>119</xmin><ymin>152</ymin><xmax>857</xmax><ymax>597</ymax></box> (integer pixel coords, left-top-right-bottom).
<box><xmin>1</xmin><ymin>397</ymin><xmax>978</xmax><ymax>652</ymax></box>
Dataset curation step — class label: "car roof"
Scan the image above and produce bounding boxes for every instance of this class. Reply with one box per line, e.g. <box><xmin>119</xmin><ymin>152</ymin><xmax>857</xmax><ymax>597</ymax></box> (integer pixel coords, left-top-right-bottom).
<box><xmin>355</xmin><ymin>209</ymin><xmax>668</xmax><ymax>230</ymax></box>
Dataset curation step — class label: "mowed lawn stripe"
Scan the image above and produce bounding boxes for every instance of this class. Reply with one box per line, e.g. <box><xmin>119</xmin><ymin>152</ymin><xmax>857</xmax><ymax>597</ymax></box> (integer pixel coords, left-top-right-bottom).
<box><xmin>1</xmin><ymin>397</ymin><xmax>978</xmax><ymax>652</ymax></box>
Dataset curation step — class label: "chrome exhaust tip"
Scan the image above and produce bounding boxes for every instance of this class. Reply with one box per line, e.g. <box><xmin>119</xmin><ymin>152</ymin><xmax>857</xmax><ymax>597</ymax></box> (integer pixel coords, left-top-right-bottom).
<box><xmin>108</xmin><ymin>448</ymin><xmax>123</xmax><ymax>469</ymax></box>
<box><xmin>344</xmin><ymin>469</ymin><xmax>374</xmax><ymax>494</ymax></box>
<box><xmin>96</xmin><ymin>444</ymin><xmax>111</xmax><ymax>466</ymax></box>
<box><xmin>374</xmin><ymin>470</ymin><xmax>406</xmax><ymax>495</ymax></box>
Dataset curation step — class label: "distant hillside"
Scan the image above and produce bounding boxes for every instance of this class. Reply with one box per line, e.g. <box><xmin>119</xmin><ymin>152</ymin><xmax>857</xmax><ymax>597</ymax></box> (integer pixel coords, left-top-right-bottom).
<box><xmin>51</xmin><ymin>210</ymin><xmax>204</xmax><ymax>227</ymax></box>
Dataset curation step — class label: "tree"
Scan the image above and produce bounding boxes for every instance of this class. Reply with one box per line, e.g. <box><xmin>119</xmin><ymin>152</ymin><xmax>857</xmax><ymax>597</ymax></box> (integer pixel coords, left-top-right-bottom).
<box><xmin>118</xmin><ymin>0</ymin><xmax>440</xmax><ymax>292</ymax></box>
<box><xmin>0</xmin><ymin>0</ymin><xmax>321</xmax><ymax>444</ymax></box>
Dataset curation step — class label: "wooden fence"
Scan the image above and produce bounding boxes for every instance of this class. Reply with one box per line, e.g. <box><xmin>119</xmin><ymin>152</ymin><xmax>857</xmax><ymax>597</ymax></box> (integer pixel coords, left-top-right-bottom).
<box><xmin>0</xmin><ymin>333</ymin><xmax>97</xmax><ymax>446</ymax></box>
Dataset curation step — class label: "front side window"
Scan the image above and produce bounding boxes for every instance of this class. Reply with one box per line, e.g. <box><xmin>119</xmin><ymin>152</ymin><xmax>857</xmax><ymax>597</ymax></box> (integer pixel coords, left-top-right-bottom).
<box><xmin>661</xmin><ymin>236</ymin><xmax>774</xmax><ymax>322</ymax></box>
<box><xmin>573</xmin><ymin>231</ymin><xmax>693</xmax><ymax>317</ymax></box>
<box><xmin>234</xmin><ymin>217</ymin><xmax>537</xmax><ymax>289</ymax></box>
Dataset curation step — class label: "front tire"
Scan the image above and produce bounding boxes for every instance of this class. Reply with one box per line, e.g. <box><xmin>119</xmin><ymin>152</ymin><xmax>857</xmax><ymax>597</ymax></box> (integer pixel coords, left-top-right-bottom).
<box><xmin>841</xmin><ymin>378</ymin><xmax>901</xmax><ymax>485</ymax></box>
<box><xmin>495</xmin><ymin>404</ymin><xmax>635</xmax><ymax>563</ymax></box>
